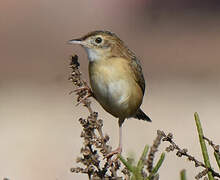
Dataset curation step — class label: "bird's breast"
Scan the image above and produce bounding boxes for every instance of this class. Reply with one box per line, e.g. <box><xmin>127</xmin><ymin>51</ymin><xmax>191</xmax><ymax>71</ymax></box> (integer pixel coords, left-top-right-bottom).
<box><xmin>89</xmin><ymin>57</ymin><xmax>143</xmax><ymax>118</ymax></box>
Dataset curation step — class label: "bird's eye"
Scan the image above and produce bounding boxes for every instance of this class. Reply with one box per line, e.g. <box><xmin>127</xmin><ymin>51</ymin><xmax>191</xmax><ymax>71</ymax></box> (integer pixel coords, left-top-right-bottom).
<box><xmin>95</xmin><ymin>37</ymin><xmax>102</xmax><ymax>44</ymax></box>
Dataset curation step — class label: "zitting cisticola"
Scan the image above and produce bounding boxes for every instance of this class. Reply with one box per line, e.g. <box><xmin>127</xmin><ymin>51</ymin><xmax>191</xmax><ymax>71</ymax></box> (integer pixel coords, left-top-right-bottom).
<box><xmin>69</xmin><ymin>30</ymin><xmax>151</xmax><ymax>156</ymax></box>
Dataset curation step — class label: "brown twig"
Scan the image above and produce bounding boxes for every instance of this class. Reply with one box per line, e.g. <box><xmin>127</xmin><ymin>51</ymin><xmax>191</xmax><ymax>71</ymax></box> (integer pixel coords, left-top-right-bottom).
<box><xmin>203</xmin><ymin>136</ymin><xmax>220</xmax><ymax>157</ymax></box>
<box><xmin>159</xmin><ymin>130</ymin><xmax>220</xmax><ymax>179</ymax></box>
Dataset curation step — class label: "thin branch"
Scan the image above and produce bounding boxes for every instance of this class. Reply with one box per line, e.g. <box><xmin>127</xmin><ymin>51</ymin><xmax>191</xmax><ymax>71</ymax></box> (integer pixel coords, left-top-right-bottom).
<box><xmin>203</xmin><ymin>136</ymin><xmax>220</xmax><ymax>155</ymax></box>
<box><xmin>160</xmin><ymin>130</ymin><xmax>220</xmax><ymax>179</ymax></box>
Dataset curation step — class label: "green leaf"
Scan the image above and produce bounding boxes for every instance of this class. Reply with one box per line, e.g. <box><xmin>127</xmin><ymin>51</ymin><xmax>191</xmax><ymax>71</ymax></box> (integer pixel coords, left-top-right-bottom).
<box><xmin>137</xmin><ymin>145</ymin><xmax>149</xmax><ymax>173</ymax></box>
<box><xmin>119</xmin><ymin>155</ymin><xmax>134</xmax><ymax>173</ymax></box>
<box><xmin>194</xmin><ymin>112</ymin><xmax>214</xmax><ymax>180</ymax></box>
<box><xmin>180</xmin><ymin>169</ymin><xmax>187</xmax><ymax>180</ymax></box>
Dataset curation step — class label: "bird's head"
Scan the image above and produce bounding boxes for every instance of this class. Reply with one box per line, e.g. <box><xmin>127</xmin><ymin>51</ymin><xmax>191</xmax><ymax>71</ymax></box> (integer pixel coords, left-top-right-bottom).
<box><xmin>68</xmin><ymin>30</ymin><xmax>127</xmax><ymax>62</ymax></box>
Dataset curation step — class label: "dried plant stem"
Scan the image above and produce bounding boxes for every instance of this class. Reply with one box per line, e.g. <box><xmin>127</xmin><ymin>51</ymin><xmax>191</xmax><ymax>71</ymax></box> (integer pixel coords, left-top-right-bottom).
<box><xmin>214</xmin><ymin>152</ymin><xmax>220</xmax><ymax>171</ymax></box>
<box><xmin>202</xmin><ymin>136</ymin><xmax>220</xmax><ymax>171</ymax></box>
<box><xmin>161</xmin><ymin>129</ymin><xmax>220</xmax><ymax>179</ymax></box>
<box><xmin>203</xmin><ymin>136</ymin><xmax>220</xmax><ymax>157</ymax></box>
<box><xmin>146</xmin><ymin>130</ymin><xmax>164</xmax><ymax>173</ymax></box>
<box><xmin>68</xmin><ymin>55</ymin><xmax>93</xmax><ymax>115</ymax></box>
<box><xmin>147</xmin><ymin>152</ymin><xmax>165</xmax><ymax>180</ymax></box>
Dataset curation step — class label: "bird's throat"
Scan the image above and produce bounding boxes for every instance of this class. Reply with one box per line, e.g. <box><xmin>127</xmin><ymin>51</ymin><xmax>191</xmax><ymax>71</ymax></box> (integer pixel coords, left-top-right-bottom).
<box><xmin>85</xmin><ymin>48</ymin><xmax>101</xmax><ymax>62</ymax></box>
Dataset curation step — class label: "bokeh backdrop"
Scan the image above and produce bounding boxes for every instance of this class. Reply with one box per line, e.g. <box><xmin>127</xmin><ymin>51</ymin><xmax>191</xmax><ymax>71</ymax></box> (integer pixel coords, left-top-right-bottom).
<box><xmin>1</xmin><ymin>0</ymin><xmax>220</xmax><ymax>179</ymax></box>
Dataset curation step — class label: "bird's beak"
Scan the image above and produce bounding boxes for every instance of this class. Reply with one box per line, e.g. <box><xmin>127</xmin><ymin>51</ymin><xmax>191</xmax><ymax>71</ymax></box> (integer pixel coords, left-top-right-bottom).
<box><xmin>68</xmin><ymin>38</ymin><xmax>84</xmax><ymax>45</ymax></box>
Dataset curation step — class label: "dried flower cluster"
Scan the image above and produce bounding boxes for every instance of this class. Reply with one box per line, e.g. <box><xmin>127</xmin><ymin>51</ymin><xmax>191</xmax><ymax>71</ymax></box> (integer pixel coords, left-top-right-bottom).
<box><xmin>159</xmin><ymin>130</ymin><xmax>220</xmax><ymax>179</ymax></box>
<box><xmin>144</xmin><ymin>131</ymin><xmax>165</xmax><ymax>179</ymax></box>
<box><xmin>146</xmin><ymin>130</ymin><xmax>164</xmax><ymax>173</ymax></box>
<box><xmin>69</xmin><ymin>55</ymin><xmax>128</xmax><ymax>179</ymax></box>
<box><xmin>68</xmin><ymin>54</ymin><xmax>92</xmax><ymax>114</ymax></box>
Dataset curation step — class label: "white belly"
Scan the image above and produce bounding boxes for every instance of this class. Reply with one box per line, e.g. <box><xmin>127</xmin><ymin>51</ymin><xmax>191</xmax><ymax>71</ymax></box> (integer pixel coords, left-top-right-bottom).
<box><xmin>90</xmin><ymin>69</ymin><xmax>142</xmax><ymax>118</ymax></box>
<box><xmin>93</xmin><ymin>77</ymin><xmax>130</xmax><ymax>109</ymax></box>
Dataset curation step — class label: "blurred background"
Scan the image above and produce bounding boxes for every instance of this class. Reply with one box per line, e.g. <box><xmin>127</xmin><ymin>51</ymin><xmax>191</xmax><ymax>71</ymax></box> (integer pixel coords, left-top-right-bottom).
<box><xmin>1</xmin><ymin>0</ymin><xmax>220</xmax><ymax>179</ymax></box>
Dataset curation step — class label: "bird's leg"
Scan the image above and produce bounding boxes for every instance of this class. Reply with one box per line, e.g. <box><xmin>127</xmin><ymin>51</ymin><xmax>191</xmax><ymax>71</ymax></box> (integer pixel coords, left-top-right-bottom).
<box><xmin>105</xmin><ymin>127</ymin><xmax>122</xmax><ymax>158</ymax></box>
<box><xmin>105</xmin><ymin>118</ymin><xmax>124</xmax><ymax>159</ymax></box>
<box><xmin>118</xmin><ymin>122</ymin><xmax>123</xmax><ymax>152</ymax></box>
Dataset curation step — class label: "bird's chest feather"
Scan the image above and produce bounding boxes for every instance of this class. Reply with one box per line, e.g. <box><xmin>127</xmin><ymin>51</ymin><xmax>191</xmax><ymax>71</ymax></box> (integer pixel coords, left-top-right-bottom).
<box><xmin>92</xmin><ymin>74</ymin><xmax>130</xmax><ymax>106</ymax></box>
<box><xmin>89</xmin><ymin>60</ymin><xmax>130</xmax><ymax>104</ymax></box>
<box><xmin>89</xmin><ymin>58</ymin><xmax>143</xmax><ymax>117</ymax></box>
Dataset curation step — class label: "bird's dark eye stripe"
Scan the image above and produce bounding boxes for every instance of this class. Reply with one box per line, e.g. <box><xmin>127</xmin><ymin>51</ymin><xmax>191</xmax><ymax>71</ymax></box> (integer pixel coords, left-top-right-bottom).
<box><xmin>95</xmin><ymin>37</ymin><xmax>102</xmax><ymax>44</ymax></box>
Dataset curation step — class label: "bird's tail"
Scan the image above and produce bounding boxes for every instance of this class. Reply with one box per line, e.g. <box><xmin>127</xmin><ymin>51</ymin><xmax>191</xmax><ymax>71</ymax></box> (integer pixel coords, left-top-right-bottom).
<box><xmin>133</xmin><ymin>108</ymin><xmax>152</xmax><ymax>122</ymax></box>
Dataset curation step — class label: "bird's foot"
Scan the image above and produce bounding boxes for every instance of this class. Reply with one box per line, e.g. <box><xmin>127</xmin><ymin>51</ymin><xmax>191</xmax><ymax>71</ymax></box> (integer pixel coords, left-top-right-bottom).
<box><xmin>105</xmin><ymin>147</ymin><xmax>122</xmax><ymax>159</ymax></box>
<box><xmin>76</xmin><ymin>93</ymin><xmax>93</xmax><ymax>106</ymax></box>
<box><xmin>70</xmin><ymin>84</ymin><xmax>94</xmax><ymax>106</ymax></box>
<box><xmin>73</xmin><ymin>85</ymin><xmax>92</xmax><ymax>93</ymax></box>
<box><xmin>105</xmin><ymin>147</ymin><xmax>122</xmax><ymax>166</ymax></box>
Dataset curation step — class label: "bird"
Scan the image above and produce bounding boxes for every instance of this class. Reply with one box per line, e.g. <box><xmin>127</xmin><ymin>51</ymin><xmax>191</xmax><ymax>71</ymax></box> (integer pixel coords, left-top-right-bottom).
<box><xmin>68</xmin><ymin>30</ymin><xmax>151</xmax><ymax>157</ymax></box>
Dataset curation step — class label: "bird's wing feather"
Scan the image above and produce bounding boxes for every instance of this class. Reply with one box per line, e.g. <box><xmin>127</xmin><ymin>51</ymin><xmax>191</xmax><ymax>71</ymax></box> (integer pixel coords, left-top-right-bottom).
<box><xmin>113</xmin><ymin>40</ymin><xmax>146</xmax><ymax>94</ymax></box>
<box><xmin>129</xmin><ymin>57</ymin><xmax>145</xmax><ymax>94</ymax></box>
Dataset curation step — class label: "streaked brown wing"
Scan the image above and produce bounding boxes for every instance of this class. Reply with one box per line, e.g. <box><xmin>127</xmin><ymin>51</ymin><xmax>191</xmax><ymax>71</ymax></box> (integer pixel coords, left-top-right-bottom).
<box><xmin>129</xmin><ymin>57</ymin><xmax>145</xmax><ymax>94</ymax></box>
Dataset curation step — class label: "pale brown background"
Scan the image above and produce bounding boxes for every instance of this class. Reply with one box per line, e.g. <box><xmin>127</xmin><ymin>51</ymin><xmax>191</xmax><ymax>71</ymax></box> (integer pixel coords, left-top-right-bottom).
<box><xmin>1</xmin><ymin>0</ymin><xmax>220</xmax><ymax>179</ymax></box>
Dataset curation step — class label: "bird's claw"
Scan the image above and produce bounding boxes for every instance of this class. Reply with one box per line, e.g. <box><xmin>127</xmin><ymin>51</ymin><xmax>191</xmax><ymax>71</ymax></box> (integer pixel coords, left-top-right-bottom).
<box><xmin>72</xmin><ymin>84</ymin><xmax>94</xmax><ymax>106</ymax></box>
<box><xmin>76</xmin><ymin>93</ymin><xmax>93</xmax><ymax>106</ymax></box>
<box><xmin>74</xmin><ymin>85</ymin><xmax>92</xmax><ymax>93</ymax></box>
<box><xmin>105</xmin><ymin>147</ymin><xmax>122</xmax><ymax>159</ymax></box>
<box><xmin>105</xmin><ymin>147</ymin><xmax>122</xmax><ymax>166</ymax></box>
